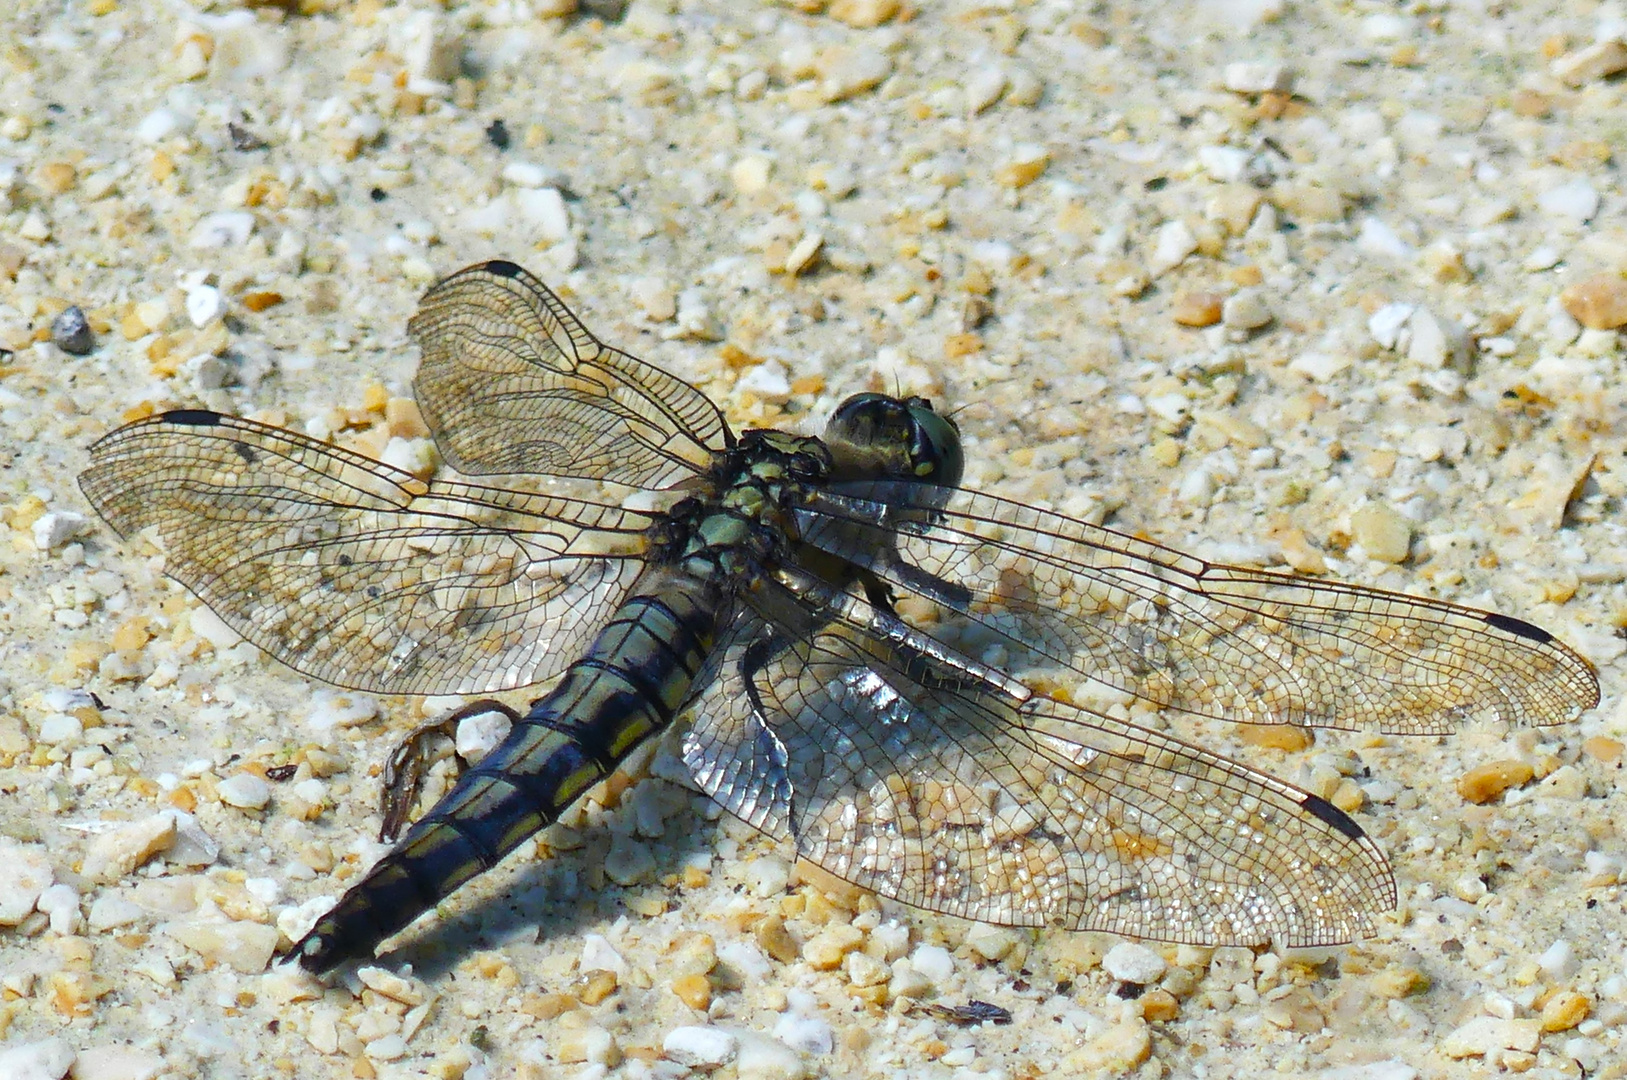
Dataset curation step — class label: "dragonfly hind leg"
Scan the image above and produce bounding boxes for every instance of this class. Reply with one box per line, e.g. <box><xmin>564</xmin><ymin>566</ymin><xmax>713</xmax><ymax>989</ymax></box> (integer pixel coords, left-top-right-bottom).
<box><xmin>379</xmin><ymin>700</ymin><xmax>522</xmax><ymax>841</ymax></box>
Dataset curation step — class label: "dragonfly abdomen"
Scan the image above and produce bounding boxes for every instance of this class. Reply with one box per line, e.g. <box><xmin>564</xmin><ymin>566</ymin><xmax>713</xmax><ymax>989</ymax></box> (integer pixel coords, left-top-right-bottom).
<box><xmin>292</xmin><ymin>575</ymin><xmax>719</xmax><ymax>973</ymax></box>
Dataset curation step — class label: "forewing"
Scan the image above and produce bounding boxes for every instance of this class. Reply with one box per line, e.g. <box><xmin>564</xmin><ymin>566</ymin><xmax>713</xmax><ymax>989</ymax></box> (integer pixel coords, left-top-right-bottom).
<box><xmin>683</xmin><ymin>599</ymin><xmax>1393</xmax><ymax>947</ymax></box>
<box><xmin>79</xmin><ymin>411</ymin><xmax>650</xmax><ymax>695</ymax></box>
<box><xmin>410</xmin><ymin>260</ymin><xmax>729</xmax><ymax>487</ymax></box>
<box><xmin>796</xmin><ymin>484</ymin><xmax>1599</xmax><ymax>734</ymax></box>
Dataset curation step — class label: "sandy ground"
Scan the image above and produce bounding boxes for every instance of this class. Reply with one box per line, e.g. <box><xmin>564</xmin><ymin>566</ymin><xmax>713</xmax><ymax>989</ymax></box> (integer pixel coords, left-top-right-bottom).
<box><xmin>3</xmin><ymin>0</ymin><xmax>1627</xmax><ymax>1077</ymax></box>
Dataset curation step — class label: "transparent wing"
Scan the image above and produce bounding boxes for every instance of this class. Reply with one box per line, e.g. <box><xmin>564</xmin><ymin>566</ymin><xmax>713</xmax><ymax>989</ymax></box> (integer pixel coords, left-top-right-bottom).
<box><xmin>795</xmin><ymin>484</ymin><xmax>1599</xmax><ymax>735</ymax></box>
<box><xmin>410</xmin><ymin>259</ymin><xmax>730</xmax><ymax>487</ymax></box>
<box><xmin>683</xmin><ymin>597</ymin><xmax>1394</xmax><ymax>947</ymax></box>
<box><xmin>78</xmin><ymin>411</ymin><xmax>652</xmax><ymax>695</ymax></box>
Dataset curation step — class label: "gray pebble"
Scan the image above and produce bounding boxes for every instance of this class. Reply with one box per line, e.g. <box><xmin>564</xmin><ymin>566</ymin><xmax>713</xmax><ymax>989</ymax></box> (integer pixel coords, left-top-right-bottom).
<box><xmin>52</xmin><ymin>305</ymin><xmax>94</xmax><ymax>355</ymax></box>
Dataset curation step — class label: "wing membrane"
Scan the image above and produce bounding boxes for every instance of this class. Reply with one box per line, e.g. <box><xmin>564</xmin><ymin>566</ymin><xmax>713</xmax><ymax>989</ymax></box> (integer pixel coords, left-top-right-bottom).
<box><xmin>79</xmin><ymin>411</ymin><xmax>651</xmax><ymax>695</ymax></box>
<box><xmin>684</xmin><ymin>599</ymin><xmax>1393</xmax><ymax>947</ymax></box>
<box><xmin>796</xmin><ymin>483</ymin><xmax>1599</xmax><ymax>734</ymax></box>
<box><xmin>410</xmin><ymin>260</ymin><xmax>729</xmax><ymax>487</ymax></box>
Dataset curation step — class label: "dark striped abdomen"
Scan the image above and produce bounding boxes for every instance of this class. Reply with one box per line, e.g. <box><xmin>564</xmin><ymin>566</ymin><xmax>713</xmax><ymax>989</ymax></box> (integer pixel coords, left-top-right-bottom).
<box><xmin>293</xmin><ymin>573</ymin><xmax>717</xmax><ymax>972</ymax></box>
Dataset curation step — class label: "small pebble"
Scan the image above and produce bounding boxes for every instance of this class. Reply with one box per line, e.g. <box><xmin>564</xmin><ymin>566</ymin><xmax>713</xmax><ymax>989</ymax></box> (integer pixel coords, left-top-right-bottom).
<box><xmin>1221</xmin><ymin>288</ymin><xmax>1271</xmax><ymax>331</ymax></box>
<box><xmin>1552</xmin><ymin>39</ymin><xmax>1627</xmax><ymax>87</ymax></box>
<box><xmin>671</xmin><ymin>972</ymin><xmax>712</xmax><ymax>1010</ymax></box>
<box><xmin>455</xmin><ymin>706</ymin><xmax>512</xmax><ymax>762</ymax></box>
<box><xmin>0</xmin><ymin>1039</ymin><xmax>75</xmax><ymax>1080</ymax></box>
<box><xmin>828</xmin><ymin>0</ymin><xmax>899</xmax><ymax>29</ymax></box>
<box><xmin>603</xmin><ymin>834</ymin><xmax>656</xmax><ymax>886</ymax></box>
<box><xmin>1103</xmin><ymin>942</ymin><xmax>1168</xmax><ymax>985</ymax></box>
<box><xmin>51</xmin><ymin>305</ymin><xmax>94</xmax><ymax>354</ymax></box>
<box><xmin>1172</xmin><ymin>291</ymin><xmax>1223</xmax><ymax>327</ymax></box>
<box><xmin>773</xmin><ymin>1010</ymin><xmax>834</xmax><ymax>1055</ymax></box>
<box><xmin>735</xmin><ymin>1031</ymin><xmax>806</xmax><ymax>1080</ymax></box>
<box><xmin>1538</xmin><ymin>179</ymin><xmax>1600</xmax><ymax>225</ymax></box>
<box><xmin>83</xmin><ymin>812</ymin><xmax>177</xmax><ymax>883</ymax></box>
<box><xmin>964</xmin><ymin>66</ymin><xmax>1007</xmax><ymax>115</ymax></box>
<box><xmin>185</xmin><ymin>284</ymin><xmax>223</xmax><ymax>328</ymax></box>
<box><xmin>1349</xmin><ymin>502</ymin><xmax>1411</xmax><ymax>563</ymax></box>
<box><xmin>1405</xmin><ymin>307</ymin><xmax>1462</xmax><ymax>369</ymax></box>
<box><xmin>1538</xmin><ymin>939</ymin><xmax>1580</xmax><ymax>981</ymax></box>
<box><xmin>36</xmin><ymin>883</ymin><xmax>82</xmax><ymax>935</ymax></box>
<box><xmin>33</xmin><ymin>511</ymin><xmax>87</xmax><ymax>551</ymax></box>
<box><xmin>164</xmin><ymin>919</ymin><xmax>280</xmax><ymax>972</ymax></box>
<box><xmin>36</xmin><ymin>711</ymin><xmax>83</xmax><ymax>746</ymax></box>
<box><xmin>216</xmin><ymin>772</ymin><xmax>271</xmax><ymax>810</ymax></box>
<box><xmin>663</xmin><ymin>1026</ymin><xmax>738</xmax><ymax>1068</ymax></box>
<box><xmin>1440</xmin><ymin>1017</ymin><xmax>1540</xmax><ymax>1058</ymax></box>
<box><xmin>1522</xmin><ymin>245</ymin><xmax>1561</xmax><ymax>272</ymax></box>
<box><xmin>1222</xmin><ymin>61</ymin><xmax>1292</xmax><ymax>94</ymax></box>
<box><xmin>1357</xmin><ymin>216</ymin><xmax>1412</xmax><ymax>259</ymax></box>
<box><xmin>515</xmin><ymin>186</ymin><xmax>571</xmax><ymax>242</ymax></box>
<box><xmin>745</xmin><ymin>855</ymin><xmax>791</xmax><ymax>898</ymax></box>
<box><xmin>1560</xmin><ymin>274</ymin><xmax>1627</xmax><ymax>330</ymax></box>
<box><xmin>910</xmin><ymin>943</ymin><xmax>955</xmax><ymax>984</ymax></box>
<box><xmin>581</xmin><ymin>933</ymin><xmax>627</xmax><ymax>976</ymax></box>
<box><xmin>1457</xmin><ymin>760</ymin><xmax>1533</xmax><ymax>804</ymax></box>
<box><xmin>189</xmin><ymin>211</ymin><xmax>255</xmax><ymax>248</ymax></box>
<box><xmin>1540</xmin><ymin>991</ymin><xmax>1590</xmax><ymax>1032</ymax></box>
<box><xmin>1148</xmin><ymin>219</ymin><xmax>1199</xmax><ymax>277</ymax></box>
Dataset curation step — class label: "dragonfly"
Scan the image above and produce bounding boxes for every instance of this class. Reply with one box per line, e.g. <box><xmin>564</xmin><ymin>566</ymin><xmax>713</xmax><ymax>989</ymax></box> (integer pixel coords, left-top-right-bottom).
<box><xmin>78</xmin><ymin>260</ymin><xmax>1599</xmax><ymax>975</ymax></box>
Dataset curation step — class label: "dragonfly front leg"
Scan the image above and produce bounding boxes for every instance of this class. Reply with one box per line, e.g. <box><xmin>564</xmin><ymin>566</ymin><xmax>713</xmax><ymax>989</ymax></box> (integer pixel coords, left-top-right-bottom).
<box><xmin>379</xmin><ymin>700</ymin><xmax>522</xmax><ymax>841</ymax></box>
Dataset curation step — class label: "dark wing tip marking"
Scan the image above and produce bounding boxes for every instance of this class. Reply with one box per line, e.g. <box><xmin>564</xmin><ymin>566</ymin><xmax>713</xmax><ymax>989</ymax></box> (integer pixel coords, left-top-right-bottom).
<box><xmin>481</xmin><ymin>259</ymin><xmax>524</xmax><ymax>278</ymax></box>
<box><xmin>1482</xmin><ymin>611</ymin><xmax>1553</xmax><ymax>645</ymax></box>
<box><xmin>1299</xmin><ymin>793</ymin><xmax>1366</xmax><ymax>842</ymax></box>
<box><xmin>162</xmin><ymin>409</ymin><xmax>226</xmax><ymax>426</ymax></box>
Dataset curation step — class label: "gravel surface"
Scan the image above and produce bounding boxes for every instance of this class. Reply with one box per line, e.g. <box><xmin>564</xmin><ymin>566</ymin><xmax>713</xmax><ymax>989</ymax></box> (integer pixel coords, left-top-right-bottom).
<box><xmin>3</xmin><ymin>1</ymin><xmax>1627</xmax><ymax>1077</ymax></box>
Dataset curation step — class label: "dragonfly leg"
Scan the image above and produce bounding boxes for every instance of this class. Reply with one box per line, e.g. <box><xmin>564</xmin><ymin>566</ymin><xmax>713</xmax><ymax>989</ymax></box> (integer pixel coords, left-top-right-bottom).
<box><xmin>379</xmin><ymin>700</ymin><xmax>521</xmax><ymax>841</ymax></box>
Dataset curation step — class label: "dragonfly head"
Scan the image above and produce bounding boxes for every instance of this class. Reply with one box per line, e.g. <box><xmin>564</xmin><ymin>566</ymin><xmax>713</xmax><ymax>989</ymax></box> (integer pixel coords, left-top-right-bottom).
<box><xmin>826</xmin><ymin>393</ymin><xmax>964</xmax><ymax>489</ymax></box>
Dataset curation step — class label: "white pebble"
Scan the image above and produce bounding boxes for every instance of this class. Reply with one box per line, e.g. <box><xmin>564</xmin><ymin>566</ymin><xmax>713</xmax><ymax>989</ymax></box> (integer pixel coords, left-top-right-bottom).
<box><xmin>1538</xmin><ymin>178</ymin><xmax>1600</xmax><ymax>225</ymax></box>
<box><xmin>580</xmin><ymin>932</ymin><xmax>626</xmax><ymax>976</ymax></box>
<box><xmin>0</xmin><ymin>1038</ymin><xmax>74</xmax><ymax>1080</ymax></box>
<box><xmin>515</xmin><ymin>186</ymin><xmax>571</xmax><ymax>243</ymax></box>
<box><xmin>454</xmin><ymin>707</ymin><xmax>512</xmax><ymax>762</ymax></box>
<box><xmin>32</xmin><ymin>511</ymin><xmax>86</xmax><ymax>551</ymax></box>
<box><xmin>1287</xmin><ymin>351</ymin><xmax>1350</xmax><ymax>382</ymax></box>
<box><xmin>1103</xmin><ymin>941</ymin><xmax>1168</xmax><ymax>984</ymax></box>
<box><xmin>189</xmin><ymin>211</ymin><xmax>255</xmax><ymax>248</ymax></box>
<box><xmin>36</xmin><ymin>883</ymin><xmax>81</xmax><ymax>935</ymax></box>
<box><xmin>773</xmin><ymin>1011</ymin><xmax>834</xmax><ymax>1055</ymax></box>
<box><xmin>36</xmin><ymin>712</ymin><xmax>83</xmax><ymax>746</ymax></box>
<box><xmin>1222</xmin><ymin>61</ymin><xmax>1292</xmax><ymax>94</ymax></box>
<box><xmin>137</xmin><ymin>108</ymin><xmax>181</xmax><ymax>142</ymax></box>
<box><xmin>500</xmin><ymin>161</ymin><xmax>563</xmax><ymax>189</ymax></box>
<box><xmin>185</xmin><ymin>284</ymin><xmax>224</xmax><ymax>328</ymax></box>
<box><xmin>1539</xmin><ymin>939</ymin><xmax>1579</xmax><ymax>980</ymax></box>
<box><xmin>1441</xmin><ymin>1016</ymin><xmax>1540</xmax><ymax>1058</ymax></box>
<box><xmin>159</xmin><ymin>810</ymin><xmax>220</xmax><ymax>866</ymax></box>
<box><xmin>395</xmin><ymin>10</ymin><xmax>462</xmax><ymax>84</ymax></box>
<box><xmin>603</xmin><ymin>834</ymin><xmax>655</xmax><ymax>886</ymax></box>
<box><xmin>1147</xmin><ymin>218</ymin><xmax>1198</xmax><ymax>277</ymax></box>
<box><xmin>217</xmin><ymin>772</ymin><xmax>271</xmax><ymax>810</ymax></box>
<box><xmin>1357</xmin><ymin>216</ymin><xmax>1412</xmax><ymax>259</ymax></box>
<box><xmin>909</xmin><ymin>943</ymin><xmax>955</xmax><ymax>985</ymax></box>
<box><xmin>1406</xmin><ymin>307</ymin><xmax>1463</xmax><ymax>369</ymax></box>
<box><xmin>663</xmin><ymin>1026</ymin><xmax>738</xmax><ymax>1068</ymax></box>
<box><xmin>164</xmin><ymin>919</ymin><xmax>280</xmax><ymax>973</ymax></box>
<box><xmin>736</xmin><ymin>360</ymin><xmax>792</xmax><ymax>399</ymax></box>
<box><xmin>1367</xmin><ymin>303</ymin><xmax>1414</xmax><ymax>350</ymax></box>
<box><xmin>88</xmin><ymin>895</ymin><xmax>145</xmax><ymax>932</ymax></box>
<box><xmin>1363</xmin><ymin>13</ymin><xmax>1416</xmax><ymax>41</ymax></box>
<box><xmin>364</xmin><ymin>1035</ymin><xmax>407</xmax><ymax>1062</ymax></box>
<box><xmin>1197</xmin><ymin>145</ymin><xmax>1251</xmax><ymax>183</ymax></box>
<box><xmin>306</xmin><ymin>691</ymin><xmax>379</xmax><ymax>731</ymax></box>
<box><xmin>735</xmin><ymin>1031</ymin><xmax>805</xmax><ymax>1080</ymax></box>
<box><xmin>1523</xmin><ymin>245</ymin><xmax>1562</xmax><ymax>272</ymax></box>
<box><xmin>1222</xmin><ymin>288</ymin><xmax>1272</xmax><ymax>331</ymax></box>
<box><xmin>745</xmin><ymin>854</ymin><xmax>791</xmax><ymax>898</ymax></box>
<box><xmin>964</xmin><ymin>67</ymin><xmax>1008</xmax><ymax>115</ymax></box>
<box><xmin>83</xmin><ymin>812</ymin><xmax>177</xmax><ymax>883</ymax></box>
